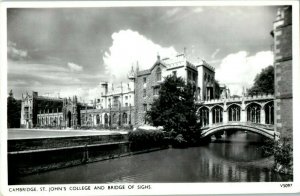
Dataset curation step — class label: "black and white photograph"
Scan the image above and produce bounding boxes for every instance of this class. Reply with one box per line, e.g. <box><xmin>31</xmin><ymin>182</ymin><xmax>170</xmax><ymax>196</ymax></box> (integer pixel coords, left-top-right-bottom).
<box><xmin>0</xmin><ymin>1</ymin><xmax>299</xmax><ymax>195</ymax></box>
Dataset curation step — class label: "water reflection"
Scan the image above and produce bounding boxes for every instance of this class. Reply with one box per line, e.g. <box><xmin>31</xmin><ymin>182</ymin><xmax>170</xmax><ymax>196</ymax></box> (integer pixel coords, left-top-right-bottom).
<box><xmin>15</xmin><ymin>132</ymin><xmax>292</xmax><ymax>184</ymax></box>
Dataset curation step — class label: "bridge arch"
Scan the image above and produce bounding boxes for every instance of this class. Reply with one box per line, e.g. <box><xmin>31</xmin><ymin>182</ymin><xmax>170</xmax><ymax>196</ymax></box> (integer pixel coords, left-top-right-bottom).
<box><xmin>245</xmin><ymin>101</ymin><xmax>262</xmax><ymax>109</ymax></box>
<box><xmin>226</xmin><ymin>103</ymin><xmax>242</xmax><ymax>110</ymax></box>
<box><xmin>210</xmin><ymin>104</ymin><xmax>224</xmax><ymax>111</ymax></box>
<box><xmin>201</xmin><ymin>123</ymin><xmax>276</xmax><ymax>140</ymax></box>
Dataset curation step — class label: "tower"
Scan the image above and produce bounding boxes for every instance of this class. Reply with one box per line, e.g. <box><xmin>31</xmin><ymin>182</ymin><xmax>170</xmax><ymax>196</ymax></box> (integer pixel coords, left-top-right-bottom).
<box><xmin>272</xmin><ymin>6</ymin><xmax>293</xmax><ymax>140</ymax></box>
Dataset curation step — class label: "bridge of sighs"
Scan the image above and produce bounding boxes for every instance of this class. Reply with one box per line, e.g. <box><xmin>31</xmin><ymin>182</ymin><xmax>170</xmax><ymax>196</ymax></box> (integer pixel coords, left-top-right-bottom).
<box><xmin>196</xmin><ymin>94</ymin><xmax>278</xmax><ymax>140</ymax></box>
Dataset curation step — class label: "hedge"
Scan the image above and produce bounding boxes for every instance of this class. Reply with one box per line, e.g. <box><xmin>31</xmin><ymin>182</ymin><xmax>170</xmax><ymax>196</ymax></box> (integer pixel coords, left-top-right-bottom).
<box><xmin>128</xmin><ymin>129</ymin><xmax>165</xmax><ymax>150</ymax></box>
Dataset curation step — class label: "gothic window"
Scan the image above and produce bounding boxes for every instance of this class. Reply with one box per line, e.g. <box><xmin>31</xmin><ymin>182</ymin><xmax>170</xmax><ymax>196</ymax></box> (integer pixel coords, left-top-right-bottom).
<box><xmin>265</xmin><ymin>102</ymin><xmax>274</xmax><ymax>124</ymax></box>
<box><xmin>112</xmin><ymin>113</ymin><xmax>117</xmax><ymax>124</ymax></box>
<box><xmin>212</xmin><ymin>105</ymin><xmax>223</xmax><ymax>124</ymax></box>
<box><xmin>228</xmin><ymin>105</ymin><xmax>241</xmax><ymax>122</ymax></box>
<box><xmin>156</xmin><ymin>67</ymin><xmax>162</xmax><ymax>81</ymax></box>
<box><xmin>199</xmin><ymin>107</ymin><xmax>209</xmax><ymax>127</ymax></box>
<box><xmin>96</xmin><ymin>114</ymin><xmax>100</xmax><ymax>125</ymax></box>
<box><xmin>247</xmin><ymin>103</ymin><xmax>261</xmax><ymax>123</ymax></box>
<box><xmin>104</xmin><ymin>113</ymin><xmax>108</xmax><ymax>124</ymax></box>
<box><xmin>123</xmin><ymin>113</ymin><xmax>128</xmax><ymax>124</ymax></box>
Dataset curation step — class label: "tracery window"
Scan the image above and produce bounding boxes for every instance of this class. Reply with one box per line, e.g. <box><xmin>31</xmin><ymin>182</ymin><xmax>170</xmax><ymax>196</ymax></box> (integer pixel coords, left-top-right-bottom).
<box><xmin>228</xmin><ymin>105</ymin><xmax>241</xmax><ymax>121</ymax></box>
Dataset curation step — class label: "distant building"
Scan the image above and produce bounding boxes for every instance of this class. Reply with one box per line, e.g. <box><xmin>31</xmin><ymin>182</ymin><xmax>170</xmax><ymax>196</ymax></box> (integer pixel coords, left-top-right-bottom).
<box><xmin>20</xmin><ymin>92</ymin><xmax>89</xmax><ymax>128</ymax></box>
<box><xmin>20</xmin><ymin>76</ymin><xmax>135</xmax><ymax>128</ymax></box>
<box><xmin>272</xmin><ymin>6</ymin><xmax>293</xmax><ymax>139</ymax></box>
<box><xmin>134</xmin><ymin>54</ymin><xmax>218</xmax><ymax>126</ymax></box>
<box><xmin>80</xmin><ymin>78</ymin><xmax>135</xmax><ymax>128</ymax></box>
<box><xmin>20</xmin><ymin>54</ymin><xmax>220</xmax><ymax>129</ymax></box>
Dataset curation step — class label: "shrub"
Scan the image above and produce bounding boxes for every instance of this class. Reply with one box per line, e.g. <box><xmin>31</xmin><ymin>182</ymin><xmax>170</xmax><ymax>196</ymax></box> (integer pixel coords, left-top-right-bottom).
<box><xmin>259</xmin><ymin>137</ymin><xmax>293</xmax><ymax>174</ymax></box>
<box><xmin>128</xmin><ymin>129</ymin><xmax>165</xmax><ymax>150</ymax></box>
<box><xmin>172</xmin><ymin>134</ymin><xmax>188</xmax><ymax>148</ymax></box>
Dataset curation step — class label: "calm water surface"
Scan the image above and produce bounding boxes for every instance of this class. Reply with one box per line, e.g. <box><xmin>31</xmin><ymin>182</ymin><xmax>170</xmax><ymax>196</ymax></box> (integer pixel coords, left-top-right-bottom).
<box><xmin>15</xmin><ymin>132</ymin><xmax>292</xmax><ymax>184</ymax></box>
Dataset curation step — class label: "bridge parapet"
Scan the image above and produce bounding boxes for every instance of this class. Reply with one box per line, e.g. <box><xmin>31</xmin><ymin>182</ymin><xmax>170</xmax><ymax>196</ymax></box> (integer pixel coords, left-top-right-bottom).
<box><xmin>203</xmin><ymin>121</ymin><xmax>274</xmax><ymax>130</ymax></box>
<box><xmin>196</xmin><ymin>93</ymin><xmax>274</xmax><ymax>105</ymax></box>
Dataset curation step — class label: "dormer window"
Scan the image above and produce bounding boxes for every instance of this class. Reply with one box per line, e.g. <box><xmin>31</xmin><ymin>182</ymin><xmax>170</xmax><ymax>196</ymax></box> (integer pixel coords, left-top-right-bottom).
<box><xmin>156</xmin><ymin>67</ymin><xmax>162</xmax><ymax>81</ymax></box>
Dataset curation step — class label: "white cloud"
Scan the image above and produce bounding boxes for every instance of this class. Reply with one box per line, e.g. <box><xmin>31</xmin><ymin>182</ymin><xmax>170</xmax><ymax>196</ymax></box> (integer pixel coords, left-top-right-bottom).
<box><xmin>103</xmin><ymin>29</ymin><xmax>177</xmax><ymax>82</ymax></box>
<box><xmin>215</xmin><ymin>51</ymin><xmax>274</xmax><ymax>96</ymax></box>
<box><xmin>7</xmin><ymin>41</ymin><xmax>28</xmax><ymax>60</ymax></box>
<box><xmin>67</xmin><ymin>62</ymin><xmax>83</xmax><ymax>72</ymax></box>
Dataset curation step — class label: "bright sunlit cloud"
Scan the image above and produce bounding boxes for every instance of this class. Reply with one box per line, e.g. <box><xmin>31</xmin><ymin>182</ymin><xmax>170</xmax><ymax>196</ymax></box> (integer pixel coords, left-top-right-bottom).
<box><xmin>215</xmin><ymin>51</ymin><xmax>274</xmax><ymax>96</ymax></box>
<box><xmin>103</xmin><ymin>29</ymin><xmax>177</xmax><ymax>82</ymax></box>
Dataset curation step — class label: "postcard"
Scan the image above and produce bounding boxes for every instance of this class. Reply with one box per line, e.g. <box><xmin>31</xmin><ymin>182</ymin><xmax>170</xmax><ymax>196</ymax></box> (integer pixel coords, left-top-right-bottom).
<box><xmin>0</xmin><ymin>1</ymin><xmax>299</xmax><ymax>195</ymax></box>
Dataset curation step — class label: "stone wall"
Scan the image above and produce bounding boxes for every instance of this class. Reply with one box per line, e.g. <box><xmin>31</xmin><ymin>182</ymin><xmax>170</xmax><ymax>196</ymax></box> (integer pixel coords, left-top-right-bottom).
<box><xmin>273</xmin><ymin>6</ymin><xmax>293</xmax><ymax>140</ymax></box>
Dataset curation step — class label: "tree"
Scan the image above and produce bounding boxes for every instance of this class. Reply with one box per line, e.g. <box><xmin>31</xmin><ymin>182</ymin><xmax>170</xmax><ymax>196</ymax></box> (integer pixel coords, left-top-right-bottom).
<box><xmin>247</xmin><ymin>65</ymin><xmax>274</xmax><ymax>96</ymax></box>
<box><xmin>7</xmin><ymin>90</ymin><xmax>21</xmax><ymax>128</ymax></box>
<box><xmin>146</xmin><ymin>75</ymin><xmax>200</xmax><ymax>144</ymax></box>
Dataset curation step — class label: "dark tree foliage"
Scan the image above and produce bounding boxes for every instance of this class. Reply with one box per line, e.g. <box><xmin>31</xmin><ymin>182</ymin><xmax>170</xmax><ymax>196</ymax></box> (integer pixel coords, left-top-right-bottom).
<box><xmin>7</xmin><ymin>90</ymin><xmax>21</xmax><ymax>128</ymax></box>
<box><xmin>248</xmin><ymin>65</ymin><xmax>274</xmax><ymax>96</ymax></box>
<box><xmin>146</xmin><ymin>75</ymin><xmax>200</xmax><ymax>144</ymax></box>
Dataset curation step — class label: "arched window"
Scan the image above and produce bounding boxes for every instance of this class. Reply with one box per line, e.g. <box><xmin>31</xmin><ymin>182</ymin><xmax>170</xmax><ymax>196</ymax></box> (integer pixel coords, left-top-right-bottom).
<box><xmin>204</xmin><ymin>73</ymin><xmax>207</xmax><ymax>81</ymax></box>
<box><xmin>199</xmin><ymin>107</ymin><xmax>209</xmax><ymax>127</ymax></box>
<box><xmin>265</xmin><ymin>102</ymin><xmax>274</xmax><ymax>124</ymax></box>
<box><xmin>96</xmin><ymin>114</ymin><xmax>100</xmax><ymax>125</ymax></box>
<box><xmin>118</xmin><ymin>114</ymin><xmax>121</xmax><ymax>126</ymax></box>
<box><xmin>156</xmin><ymin>67</ymin><xmax>161</xmax><ymax>81</ymax></box>
<box><xmin>123</xmin><ymin>113</ymin><xmax>128</xmax><ymax>124</ymax></box>
<box><xmin>212</xmin><ymin>106</ymin><xmax>223</xmax><ymax>124</ymax></box>
<box><xmin>104</xmin><ymin>113</ymin><xmax>108</xmax><ymax>125</ymax></box>
<box><xmin>247</xmin><ymin>103</ymin><xmax>261</xmax><ymax>123</ymax></box>
<box><xmin>228</xmin><ymin>105</ymin><xmax>241</xmax><ymax>122</ymax></box>
<box><xmin>112</xmin><ymin>113</ymin><xmax>117</xmax><ymax>124</ymax></box>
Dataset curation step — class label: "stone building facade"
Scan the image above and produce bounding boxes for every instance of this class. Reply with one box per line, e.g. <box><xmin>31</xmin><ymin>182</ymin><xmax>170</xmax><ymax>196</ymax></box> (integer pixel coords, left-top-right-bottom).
<box><xmin>134</xmin><ymin>54</ymin><xmax>218</xmax><ymax>126</ymax></box>
<box><xmin>21</xmin><ymin>92</ymin><xmax>88</xmax><ymax>128</ymax></box>
<box><xmin>80</xmin><ymin>79</ymin><xmax>135</xmax><ymax>128</ymax></box>
<box><xmin>272</xmin><ymin>6</ymin><xmax>293</xmax><ymax>139</ymax></box>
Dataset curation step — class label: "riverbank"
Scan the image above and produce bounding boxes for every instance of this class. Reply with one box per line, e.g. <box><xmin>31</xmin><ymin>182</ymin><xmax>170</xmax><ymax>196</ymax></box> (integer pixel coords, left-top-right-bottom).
<box><xmin>8</xmin><ymin>128</ymin><xmax>169</xmax><ymax>184</ymax></box>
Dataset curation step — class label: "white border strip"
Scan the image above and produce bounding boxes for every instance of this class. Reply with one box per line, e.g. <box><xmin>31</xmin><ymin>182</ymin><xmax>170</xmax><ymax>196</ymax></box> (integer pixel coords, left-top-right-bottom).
<box><xmin>0</xmin><ymin>1</ymin><xmax>299</xmax><ymax>195</ymax></box>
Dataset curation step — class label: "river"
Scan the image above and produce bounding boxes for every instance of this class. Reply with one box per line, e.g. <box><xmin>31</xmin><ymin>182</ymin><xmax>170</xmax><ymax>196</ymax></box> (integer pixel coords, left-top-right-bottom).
<box><xmin>14</xmin><ymin>131</ymin><xmax>292</xmax><ymax>184</ymax></box>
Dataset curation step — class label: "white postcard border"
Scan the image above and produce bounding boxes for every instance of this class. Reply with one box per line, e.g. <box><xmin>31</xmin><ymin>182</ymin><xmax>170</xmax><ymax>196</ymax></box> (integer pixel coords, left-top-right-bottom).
<box><xmin>0</xmin><ymin>1</ymin><xmax>299</xmax><ymax>195</ymax></box>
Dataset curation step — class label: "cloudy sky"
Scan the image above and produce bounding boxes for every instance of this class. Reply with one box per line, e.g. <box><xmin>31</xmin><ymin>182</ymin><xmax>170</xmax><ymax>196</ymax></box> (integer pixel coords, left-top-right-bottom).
<box><xmin>7</xmin><ymin>6</ymin><xmax>277</xmax><ymax>100</ymax></box>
